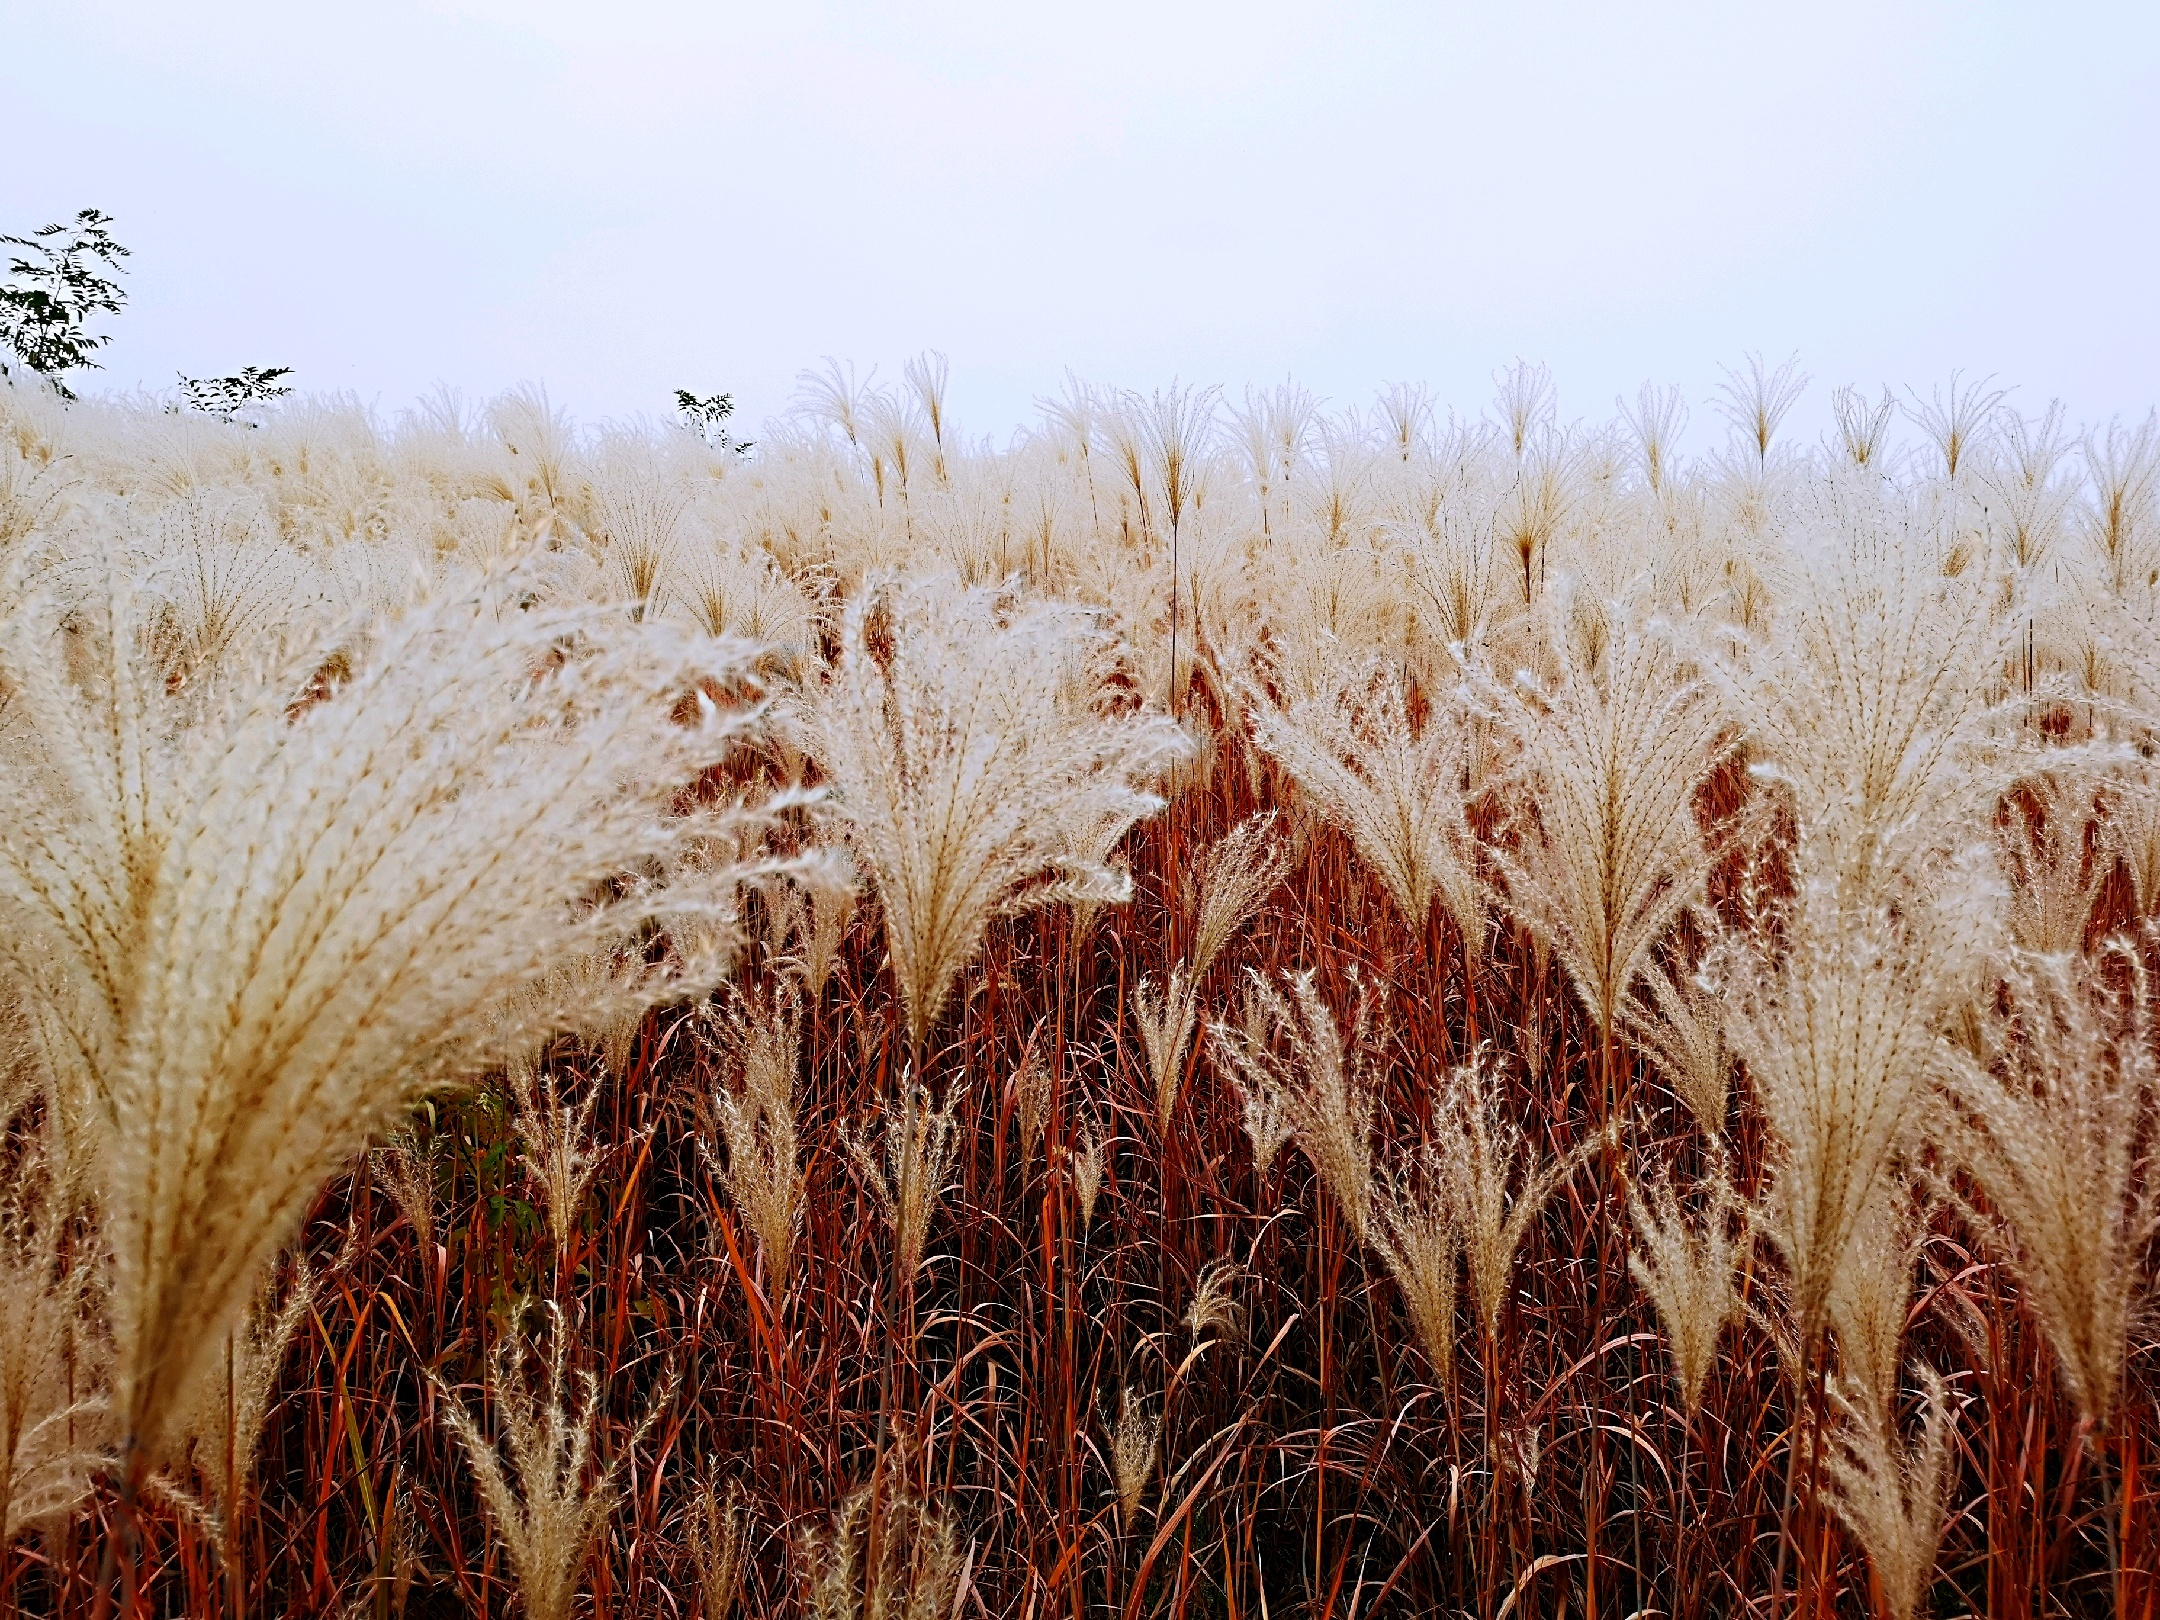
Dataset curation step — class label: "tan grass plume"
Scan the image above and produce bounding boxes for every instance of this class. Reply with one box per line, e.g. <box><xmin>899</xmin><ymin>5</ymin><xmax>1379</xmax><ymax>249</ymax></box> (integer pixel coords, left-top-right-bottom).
<box><xmin>806</xmin><ymin>572</ymin><xmax>1186</xmax><ymax>1059</ymax></box>
<box><xmin>0</xmin><ymin>558</ymin><xmax>784</xmax><ymax>1483</ymax></box>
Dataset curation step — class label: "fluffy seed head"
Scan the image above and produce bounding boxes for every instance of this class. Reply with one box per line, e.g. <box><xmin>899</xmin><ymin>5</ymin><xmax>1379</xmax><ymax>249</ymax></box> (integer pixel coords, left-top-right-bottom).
<box><xmin>1209</xmin><ymin>970</ymin><xmax>1380</xmax><ymax>1238</ymax></box>
<box><xmin>1107</xmin><ymin>1385</ymin><xmax>1159</xmax><ymax>1530</ymax></box>
<box><xmin>0</xmin><ymin>557</ymin><xmax>783</xmax><ymax>1474</ymax></box>
<box><xmin>1371</xmin><ymin>1147</ymin><xmax>1462</xmax><ymax>1384</ymax></box>
<box><xmin>843</xmin><ymin>1079</ymin><xmax>962</xmax><ymax>1284</ymax></box>
<box><xmin>1628</xmin><ymin>1169</ymin><xmax>1743</xmax><ymax>1419</ymax></box>
<box><xmin>438</xmin><ymin>1305</ymin><xmax>666</xmax><ymax>1620</ymax></box>
<box><xmin>1941</xmin><ymin>944</ymin><xmax>2159</xmax><ymax>1430</ymax></box>
<box><xmin>1823</xmin><ymin>1364</ymin><xmax>1959</xmax><ymax>1620</ymax></box>
<box><xmin>701</xmin><ymin>985</ymin><xmax>807</xmax><ymax>1291</ymax></box>
<box><xmin>805</xmin><ymin>572</ymin><xmax>1187</xmax><ymax>1056</ymax></box>
<box><xmin>1255</xmin><ymin>664</ymin><xmax>1483</xmax><ymax>956</ymax></box>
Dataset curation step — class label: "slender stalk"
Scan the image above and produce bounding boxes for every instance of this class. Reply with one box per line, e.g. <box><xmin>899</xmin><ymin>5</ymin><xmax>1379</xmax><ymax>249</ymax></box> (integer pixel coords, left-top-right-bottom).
<box><xmin>2099</xmin><ymin>1425</ymin><xmax>2124</xmax><ymax>1620</ymax></box>
<box><xmin>1769</xmin><ymin>1333</ymin><xmax>1813</xmax><ymax>1620</ymax></box>
<box><xmin>226</xmin><ymin>1332</ymin><xmax>246</xmax><ymax>1620</ymax></box>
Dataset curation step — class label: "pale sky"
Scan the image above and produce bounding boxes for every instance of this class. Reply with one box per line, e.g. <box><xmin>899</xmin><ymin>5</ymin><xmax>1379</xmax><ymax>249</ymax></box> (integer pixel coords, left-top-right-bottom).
<box><xmin>7</xmin><ymin>1</ymin><xmax>2157</xmax><ymax>446</ymax></box>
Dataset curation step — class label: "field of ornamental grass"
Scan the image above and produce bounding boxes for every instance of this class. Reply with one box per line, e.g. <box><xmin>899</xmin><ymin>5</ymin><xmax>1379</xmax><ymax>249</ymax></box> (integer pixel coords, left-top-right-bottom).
<box><xmin>0</xmin><ymin>358</ymin><xmax>2154</xmax><ymax>1619</ymax></box>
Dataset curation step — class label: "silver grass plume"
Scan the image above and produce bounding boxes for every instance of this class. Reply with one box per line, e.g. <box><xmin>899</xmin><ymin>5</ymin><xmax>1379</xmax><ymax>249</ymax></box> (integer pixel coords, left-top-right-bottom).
<box><xmin>1941</xmin><ymin>943</ymin><xmax>2159</xmax><ymax>1432</ymax></box>
<box><xmin>1137</xmin><ymin>812</ymin><xmax>1286</xmax><ymax>1130</ymax></box>
<box><xmin>139</xmin><ymin>495</ymin><xmax>313</xmax><ymax>691</ymax></box>
<box><xmin>1831</xmin><ymin>388</ymin><xmax>1898</xmax><ymax>471</ymax></box>
<box><xmin>1183</xmin><ymin>1260</ymin><xmax>1245</xmax><ymax>1345</ymax></box>
<box><xmin>2102</xmin><ymin>772</ymin><xmax>2160</xmax><ymax>916</ymax></box>
<box><xmin>1070</xmin><ymin>1124</ymin><xmax>1107</xmax><ymax>1230</ymax></box>
<box><xmin>1371</xmin><ymin>1147</ymin><xmax>1462</xmax><ymax>1383</ymax></box>
<box><xmin>171</xmin><ymin>1252</ymin><xmax>314</xmax><ymax>1612</ymax></box>
<box><xmin>1185</xmin><ymin>812</ymin><xmax>1289</xmax><ymax>979</ymax></box>
<box><xmin>1823</xmin><ymin>1365</ymin><xmax>1959</xmax><ymax>1620</ymax></box>
<box><xmin>0</xmin><ymin>1164</ymin><xmax>109</xmax><ymax>1540</ymax></box>
<box><xmin>1709</xmin><ymin>486</ymin><xmax>2019</xmax><ymax>904</ymax></box>
<box><xmin>700</xmin><ymin>984</ymin><xmax>806</xmax><ymax>1292</ymax></box>
<box><xmin>1437</xmin><ymin>1052</ymin><xmax>1608</xmax><ymax>1350</ymax></box>
<box><xmin>1479</xmin><ymin>595</ymin><xmax>1728</xmax><ymax>1061</ymax></box>
<box><xmin>1209</xmin><ymin>970</ymin><xmax>1381</xmax><ymax>1239</ymax></box>
<box><xmin>1620</xmin><ymin>383</ymin><xmax>1689</xmax><ymax>496</ymax></box>
<box><xmin>843</xmin><ymin>1080</ymin><xmax>962</xmax><ymax>1285</ymax></box>
<box><xmin>758</xmin><ymin>856</ymin><xmax>859</xmax><ymax>1000</ymax></box>
<box><xmin>587</xmin><ymin>456</ymin><xmax>688</xmax><ymax>622</ymax></box>
<box><xmin>1715</xmin><ymin>354</ymin><xmax>1809</xmax><ymax>470</ymax></box>
<box><xmin>799</xmin><ymin>1472</ymin><xmax>962</xmax><ymax>1620</ymax></box>
<box><xmin>1106</xmin><ymin>1385</ymin><xmax>1159</xmax><ymax>1530</ymax></box>
<box><xmin>1629</xmin><ymin>1168</ymin><xmax>1744</xmax><ymax>1419</ymax></box>
<box><xmin>438</xmin><ymin>1305</ymin><xmax>669</xmax><ymax>1620</ymax></box>
<box><xmin>1622</xmin><ymin>943</ymin><xmax>1734</xmax><ymax>1143</ymax></box>
<box><xmin>1826</xmin><ymin>1183</ymin><xmax>1926</xmax><ymax>1436</ymax></box>
<box><xmin>1133</xmin><ymin>966</ymin><xmax>1201</xmax><ymax>1132</ymax></box>
<box><xmin>511</xmin><ymin>1064</ymin><xmax>604</xmax><ymax>1257</ymax></box>
<box><xmin>1254</xmin><ymin>663</ymin><xmax>1483</xmax><ymax>955</ymax></box>
<box><xmin>1010</xmin><ymin>1027</ymin><xmax>1055</xmax><ymax>1161</ymax></box>
<box><xmin>689</xmin><ymin>1476</ymin><xmax>751</xmax><ymax>1620</ymax></box>
<box><xmin>1722</xmin><ymin>844</ymin><xmax>2001</xmax><ymax>1343</ymax></box>
<box><xmin>805</xmin><ymin>572</ymin><xmax>1187</xmax><ymax>1058</ymax></box>
<box><xmin>1999</xmin><ymin>770</ymin><xmax>2111</xmax><ymax>959</ymax></box>
<box><xmin>371</xmin><ymin>1125</ymin><xmax>437</xmax><ymax>1252</ymax></box>
<box><xmin>1234</xmin><ymin>1072</ymin><xmax>1296</xmax><ymax>1181</ymax></box>
<box><xmin>0</xmin><ymin>559</ymin><xmax>789</xmax><ymax>1483</ymax></box>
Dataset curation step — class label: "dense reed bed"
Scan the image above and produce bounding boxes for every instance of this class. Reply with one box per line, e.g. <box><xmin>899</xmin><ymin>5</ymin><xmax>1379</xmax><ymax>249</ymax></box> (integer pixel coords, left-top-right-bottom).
<box><xmin>0</xmin><ymin>360</ymin><xmax>2155</xmax><ymax>1619</ymax></box>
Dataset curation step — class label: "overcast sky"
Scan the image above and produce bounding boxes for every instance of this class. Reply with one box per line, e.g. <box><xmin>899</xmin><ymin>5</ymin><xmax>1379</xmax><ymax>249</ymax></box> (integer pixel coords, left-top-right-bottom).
<box><xmin>6</xmin><ymin>1</ymin><xmax>2156</xmax><ymax>446</ymax></box>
